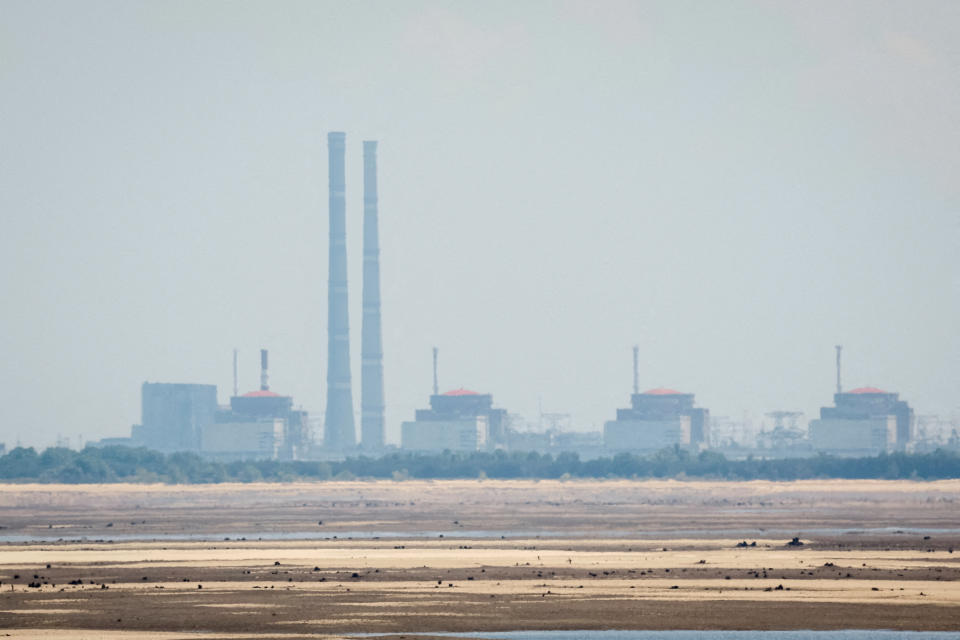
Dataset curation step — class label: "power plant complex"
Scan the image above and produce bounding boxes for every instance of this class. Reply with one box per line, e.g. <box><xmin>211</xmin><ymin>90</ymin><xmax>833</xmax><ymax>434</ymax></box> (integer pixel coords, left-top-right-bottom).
<box><xmin>125</xmin><ymin>132</ymin><xmax>385</xmax><ymax>460</ymax></box>
<box><xmin>106</xmin><ymin>133</ymin><xmax>928</xmax><ymax>461</ymax></box>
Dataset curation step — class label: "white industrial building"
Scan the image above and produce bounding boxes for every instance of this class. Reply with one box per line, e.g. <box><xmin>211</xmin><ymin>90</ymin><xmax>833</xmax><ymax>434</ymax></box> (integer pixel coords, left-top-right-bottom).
<box><xmin>808</xmin><ymin>416</ymin><xmax>896</xmax><ymax>456</ymax></box>
<box><xmin>809</xmin><ymin>385</ymin><xmax>914</xmax><ymax>456</ymax></box>
<box><xmin>602</xmin><ymin>349</ymin><xmax>710</xmax><ymax>454</ymax></box>
<box><xmin>201</xmin><ymin>419</ymin><xmax>284</xmax><ymax>460</ymax></box>
<box><xmin>400</xmin><ymin>382</ymin><xmax>506</xmax><ymax>453</ymax></box>
<box><xmin>604</xmin><ymin>416</ymin><xmax>691</xmax><ymax>452</ymax></box>
<box><xmin>401</xmin><ymin>416</ymin><xmax>488</xmax><ymax>452</ymax></box>
<box><xmin>603</xmin><ymin>380</ymin><xmax>709</xmax><ymax>453</ymax></box>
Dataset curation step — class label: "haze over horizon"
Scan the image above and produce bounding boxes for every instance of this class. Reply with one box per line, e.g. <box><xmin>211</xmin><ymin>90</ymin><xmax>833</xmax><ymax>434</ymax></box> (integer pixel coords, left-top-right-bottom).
<box><xmin>1</xmin><ymin>1</ymin><xmax>957</xmax><ymax>449</ymax></box>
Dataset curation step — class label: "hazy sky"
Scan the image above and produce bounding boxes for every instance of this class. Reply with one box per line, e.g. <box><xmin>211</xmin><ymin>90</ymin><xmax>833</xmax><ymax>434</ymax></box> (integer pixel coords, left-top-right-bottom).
<box><xmin>2</xmin><ymin>1</ymin><xmax>957</xmax><ymax>448</ymax></box>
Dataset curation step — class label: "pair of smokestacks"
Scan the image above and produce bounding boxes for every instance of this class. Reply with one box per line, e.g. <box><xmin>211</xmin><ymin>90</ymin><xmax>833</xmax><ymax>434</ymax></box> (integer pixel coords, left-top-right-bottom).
<box><xmin>324</xmin><ymin>132</ymin><xmax>384</xmax><ymax>450</ymax></box>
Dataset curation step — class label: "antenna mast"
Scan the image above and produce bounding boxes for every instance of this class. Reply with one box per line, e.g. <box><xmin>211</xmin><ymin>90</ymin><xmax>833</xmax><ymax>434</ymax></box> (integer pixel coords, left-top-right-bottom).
<box><xmin>835</xmin><ymin>345</ymin><xmax>842</xmax><ymax>395</ymax></box>
<box><xmin>260</xmin><ymin>349</ymin><xmax>269</xmax><ymax>391</ymax></box>
<box><xmin>232</xmin><ymin>348</ymin><xmax>239</xmax><ymax>397</ymax></box>
<box><xmin>432</xmin><ymin>347</ymin><xmax>439</xmax><ymax>396</ymax></box>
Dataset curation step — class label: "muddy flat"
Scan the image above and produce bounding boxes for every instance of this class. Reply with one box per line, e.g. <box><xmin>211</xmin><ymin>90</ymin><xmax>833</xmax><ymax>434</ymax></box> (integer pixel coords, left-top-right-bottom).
<box><xmin>1</xmin><ymin>479</ymin><xmax>959</xmax><ymax>637</ymax></box>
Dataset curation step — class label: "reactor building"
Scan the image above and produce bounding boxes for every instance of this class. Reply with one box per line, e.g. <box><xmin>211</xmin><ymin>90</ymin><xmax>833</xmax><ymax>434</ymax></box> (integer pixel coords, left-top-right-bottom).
<box><xmin>401</xmin><ymin>389</ymin><xmax>508</xmax><ymax>452</ymax></box>
<box><xmin>808</xmin><ymin>387</ymin><xmax>914</xmax><ymax>456</ymax></box>
<box><xmin>201</xmin><ymin>349</ymin><xmax>310</xmax><ymax>460</ymax></box>
<box><xmin>603</xmin><ymin>346</ymin><xmax>710</xmax><ymax>453</ymax></box>
<box><xmin>400</xmin><ymin>349</ymin><xmax>507</xmax><ymax>452</ymax></box>
<box><xmin>807</xmin><ymin>346</ymin><xmax>915</xmax><ymax>456</ymax></box>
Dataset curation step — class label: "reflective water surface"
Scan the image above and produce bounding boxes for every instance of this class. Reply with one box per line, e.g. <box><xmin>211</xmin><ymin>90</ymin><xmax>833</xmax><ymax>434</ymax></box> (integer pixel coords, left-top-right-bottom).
<box><xmin>3</xmin><ymin>525</ymin><xmax>960</xmax><ymax>544</ymax></box>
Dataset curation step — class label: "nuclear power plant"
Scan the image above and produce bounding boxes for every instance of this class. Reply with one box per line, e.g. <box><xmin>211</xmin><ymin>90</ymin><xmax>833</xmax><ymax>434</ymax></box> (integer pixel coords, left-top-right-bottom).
<box><xmin>112</xmin><ymin>134</ymin><xmax>928</xmax><ymax>461</ymax></box>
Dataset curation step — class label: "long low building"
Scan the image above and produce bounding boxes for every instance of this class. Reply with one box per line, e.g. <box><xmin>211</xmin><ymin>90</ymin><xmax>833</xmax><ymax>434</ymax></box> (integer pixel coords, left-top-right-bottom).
<box><xmin>808</xmin><ymin>416</ymin><xmax>896</xmax><ymax>455</ymax></box>
<box><xmin>401</xmin><ymin>417</ymin><xmax>488</xmax><ymax>452</ymax></box>
<box><xmin>201</xmin><ymin>419</ymin><xmax>284</xmax><ymax>460</ymax></box>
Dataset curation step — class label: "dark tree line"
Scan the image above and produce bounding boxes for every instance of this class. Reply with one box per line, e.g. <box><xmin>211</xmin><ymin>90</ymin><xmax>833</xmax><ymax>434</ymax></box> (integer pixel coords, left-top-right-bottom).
<box><xmin>1</xmin><ymin>445</ymin><xmax>959</xmax><ymax>484</ymax></box>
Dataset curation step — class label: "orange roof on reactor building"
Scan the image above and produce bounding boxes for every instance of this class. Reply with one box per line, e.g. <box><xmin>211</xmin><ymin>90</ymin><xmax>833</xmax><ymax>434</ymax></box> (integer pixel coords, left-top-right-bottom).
<box><xmin>241</xmin><ymin>390</ymin><xmax>286</xmax><ymax>398</ymax></box>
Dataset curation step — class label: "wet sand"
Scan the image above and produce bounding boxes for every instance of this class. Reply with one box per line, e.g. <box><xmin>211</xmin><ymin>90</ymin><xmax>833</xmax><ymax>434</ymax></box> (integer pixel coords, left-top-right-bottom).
<box><xmin>1</xmin><ymin>479</ymin><xmax>959</xmax><ymax>636</ymax></box>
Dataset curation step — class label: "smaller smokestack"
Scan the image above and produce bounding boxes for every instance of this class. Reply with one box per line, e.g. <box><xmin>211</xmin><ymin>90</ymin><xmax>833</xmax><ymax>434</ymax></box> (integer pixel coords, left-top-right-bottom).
<box><xmin>260</xmin><ymin>349</ymin><xmax>269</xmax><ymax>391</ymax></box>
<box><xmin>632</xmin><ymin>345</ymin><xmax>639</xmax><ymax>395</ymax></box>
<box><xmin>432</xmin><ymin>347</ymin><xmax>439</xmax><ymax>396</ymax></box>
<box><xmin>835</xmin><ymin>345</ymin><xmax>843</xmax><ymax>395</ymax></box>
<box><xmin>232</xmin><ymin>349</ymin><xmax>239</xmax><ymax>397</ymax></box>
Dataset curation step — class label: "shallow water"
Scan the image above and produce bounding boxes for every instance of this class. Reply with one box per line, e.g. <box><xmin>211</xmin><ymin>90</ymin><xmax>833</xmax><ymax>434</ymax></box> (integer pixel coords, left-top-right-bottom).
<box><xmin>2</xmin><ymin>525</ymin><xmax>959</xmax><ymax>544</ymax></box>
<box><xmin>0</xmin><ymin>527</ymin><xmax>960</xmax><ymax>544</ymax></box>
<box><xmin>0</xmin><ymin>529</ymin><xmax>553</xmax><ymax>543</ymax></box>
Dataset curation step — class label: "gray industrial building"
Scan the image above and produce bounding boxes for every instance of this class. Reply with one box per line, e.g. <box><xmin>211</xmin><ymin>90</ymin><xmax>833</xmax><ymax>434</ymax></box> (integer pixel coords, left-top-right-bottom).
<box><xmin>808</xmin><ymin>386</ymin><xmax>915</xmax><ymax>456</ymax></box>
<box><xmin>805</xmin><ymin>346</ymin><xmax>915</xmax><ymax>456</ymax></box>
<box><xmin>202</xmin><ymin>419</ymin><xmax>284</xmax><ymax>460</ymax></box>
<box><xmin>402</xmin><ymin>388</ymin><xmax>508</xmax><ymax>452</ymax></box>
<box><xmin>207</xmin><ymin>390</ymin><xmax>309</xmax><ymax>461</ymax></box>
<box><xmin>505</xmin><ymin>428</ymin><xmax>604</xmax><ymax>457</ymax></box>
<box><xmin>203</xmin><ymin>349</ymin><xmax>310</xmax><ymax>460</ymax></box>
<box><xmin>604</xmin><ymin>388</ymin><xmax>710</xmax><ymax>452</ymax></box>
<box><xmin>134</xmin><ymin>382</ymin><xmax>217</xmax><ymax>452</ymax></box>
<box><xmin>131</xmin><ymin>350</ymin><xmax>308</xmax><ymax>460</ymax></box>
<box><xmin>603</xmin><ymin>347</ymin><xmax>709</xmax><ymax>453</ymax></box>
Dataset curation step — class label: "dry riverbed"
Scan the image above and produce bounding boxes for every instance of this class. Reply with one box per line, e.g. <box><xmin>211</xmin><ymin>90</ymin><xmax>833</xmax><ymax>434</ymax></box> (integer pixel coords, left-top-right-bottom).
<box><xmin>1</xmin><ymin>479</ymin><xmax>959</xmax><ymax>637</ymax></box>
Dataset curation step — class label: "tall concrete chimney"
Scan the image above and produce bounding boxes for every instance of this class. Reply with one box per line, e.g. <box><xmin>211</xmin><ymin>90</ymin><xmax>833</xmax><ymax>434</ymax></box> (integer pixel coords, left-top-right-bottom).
<box><xmin>323</xmin><ymin>132</ymin><xmax>356</xmax><ymax>449</ymax></box>
<box><xmin>260</xmin><ymin>348</ymin><xmax>269</xmax><ymax>391</ymax></box>
<box><xmin>632</xmin><ymin>345</ymin><xmax>639</xmax><ymax>395</ymax></box>
<box><xmin>360</xmin><ymin>140</ymin><xmax>385</xmax><ymax>450</ymax></box>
